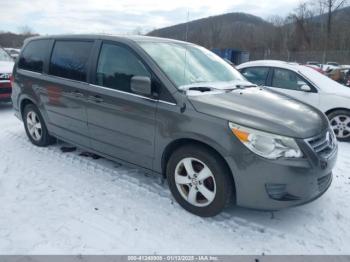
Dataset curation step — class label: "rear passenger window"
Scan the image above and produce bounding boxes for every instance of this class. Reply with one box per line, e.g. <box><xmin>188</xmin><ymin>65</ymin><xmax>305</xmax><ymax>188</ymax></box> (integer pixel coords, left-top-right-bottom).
<box><xmin>241</xmin><ymin>67</ymin><xmax>269</xmax><ymax>86</ymax></box>
<box><xmin>18</xmin><ymin>40</ymin><xmax>50</xmax><ymax>73</ymax></box>
<box><xmin>96</xmin><ymin>43</ymin><xmax>151</xmax><ymax>93</ymax></box>
<box><xmin>49</xmin><ymin>41</ymin><xmax>93</xmax><ymax>82</ymax></box>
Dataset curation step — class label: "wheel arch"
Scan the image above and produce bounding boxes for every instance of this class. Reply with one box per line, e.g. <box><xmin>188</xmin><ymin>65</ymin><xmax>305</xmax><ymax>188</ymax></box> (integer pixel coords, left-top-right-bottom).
<box><xmin>325</xmin><ymin>107</ymin><xmax>350</xmax><ymax>116</ymax></box>
<box><xmin>20</xmin><ymin>97</ymin><xmax>36</xmax><ymax>120</ymax></box>
<box><xmin>161</xmin><ymin>138</ymin><xmax>236</xmax><ymax>199</ymax></box>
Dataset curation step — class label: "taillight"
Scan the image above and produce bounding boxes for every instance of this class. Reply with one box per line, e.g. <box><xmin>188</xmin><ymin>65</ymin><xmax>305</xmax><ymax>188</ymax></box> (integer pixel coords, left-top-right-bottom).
<box><xmin>10</xmin><ymin>74</ymin><xmax>14</xmax><ymax>87</ymax></box>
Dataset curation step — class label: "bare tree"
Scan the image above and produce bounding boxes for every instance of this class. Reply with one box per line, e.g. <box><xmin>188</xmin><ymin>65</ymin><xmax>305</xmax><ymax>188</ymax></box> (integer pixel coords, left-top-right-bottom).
<box><xmin>295</xmin><ymin>3</ymin><xmax>314</xmax><ymax>47</ymax></box>
<box><xmin>318</xmin><ymin>0</ymin><xmax>349</xmax><ymax>62</ymax></box>
<box><xmin>18</xmin><ymin>25</ymin><xmax>34</xmax><ymax>36</ymax></box>
<box><xmin>148</xmin><ymin>5</ymin><xmax>350</xmax><ymax>63</ymax></box>
<box><xmin>208</xmin><ymin>18</ymin><xmax>223</xmax><ymax>49</ymax></box>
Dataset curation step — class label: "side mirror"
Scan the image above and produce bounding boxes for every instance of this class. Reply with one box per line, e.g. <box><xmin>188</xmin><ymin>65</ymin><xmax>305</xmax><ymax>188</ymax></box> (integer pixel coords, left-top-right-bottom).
<box><xmin>131</xmin><ymin>76</ymin><xmax>152</xmax><ymax>96</ymax></box>
<box><xmin>300</xmin><ymin>84</ymin><xmax>311</xmax><ymax>92</ymax></box>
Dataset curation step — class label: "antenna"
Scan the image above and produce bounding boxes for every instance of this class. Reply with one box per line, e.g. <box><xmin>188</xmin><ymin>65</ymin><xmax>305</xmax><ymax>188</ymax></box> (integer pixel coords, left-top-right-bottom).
<box><xmin>185</xmin><ymin>8</ymin><xmax>190</xmax><ymax>41</ymax></box>
<box><xmin>183</xmin><ymin>8</ymin><xmax>190</xmax><ymax>86</ymax></box>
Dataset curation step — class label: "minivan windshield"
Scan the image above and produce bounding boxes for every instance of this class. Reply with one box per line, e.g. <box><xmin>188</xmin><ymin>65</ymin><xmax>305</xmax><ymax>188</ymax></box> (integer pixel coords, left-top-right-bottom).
<box><xmin>0</xmin><ymin>48</ymin><xmax>13</xmax><ymax>62</ymax></box>
<box><xmin>139</xmin><ymin>42</ymin><xmax>245</xmax><ymax>88</ymax></box>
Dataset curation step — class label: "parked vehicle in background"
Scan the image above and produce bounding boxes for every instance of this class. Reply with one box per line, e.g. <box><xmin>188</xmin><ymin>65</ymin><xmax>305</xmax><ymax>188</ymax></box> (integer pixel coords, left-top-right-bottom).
<box><xmin>322</xmin><ymin>63</ymin><xmax>339</xmax><ymax>73</ymax></box>
<box><xmin>0</xmin><ymin>47</ymin><xmax>14</xmax><ymax>102</ymax></box>
<box><xmin>307</xmin><ymin>61</ymin><xmax>322</xmax><ymax>67</ymax></box>
<box><xmin>327</xmin><ymin>62</ymin><xmax>340</xmax><ymax>67</ymax></box>
<box><xmin>4</xmin><ymin>48</ymin><xmax>20</xmax><ymax>59</ymax></box>
<box><xmin>340</xmin><ymin>65</ymin><xmax>350</xmax><ymax>70</ymax></box>
<box><xmin>305</xmin><ymin>64</ymin><xmax>324</xmax><ymax>74</ymax></box>
<box><xmin>346</xmin><ymin>70</ymin><xmax>350</xmax><ymax>87</ymax></box>
<box><xmin>11</xmin><ymin>35</ymin><xmax>337</xmax><ymax>216</ymax></box>
<box><xmin>237</xmin><ymin>60</ymin><xmax>350</xmax><ymax>141</ymax></box>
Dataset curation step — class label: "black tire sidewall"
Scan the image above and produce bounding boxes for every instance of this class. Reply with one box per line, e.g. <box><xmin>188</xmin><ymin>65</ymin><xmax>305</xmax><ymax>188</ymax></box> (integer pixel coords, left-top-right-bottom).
<box><xmin>327</xmin><ymin>110</ymin><xmax>350</xmax><ymax>142</ymax></box>
<box><xmin>23</xmin><ymin>104</ymin><xmax>53</xmax><ymax>147</ymax></box>
<box><xmin>166</xmin><ymin>145</ymin><xmax>234</xmax><ymax>217</ymax></box>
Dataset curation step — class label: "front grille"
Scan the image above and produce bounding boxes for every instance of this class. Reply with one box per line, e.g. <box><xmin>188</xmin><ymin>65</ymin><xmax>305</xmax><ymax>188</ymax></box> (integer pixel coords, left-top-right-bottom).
<box><xmin>306</xmin><ymin>130</ymin><xmax>336</xmax><ymax>159</ymax></box>
<box><xmin>318</xmin><ymin>173</ymin><xmax>332</xmax><ymax>192</ymax></box>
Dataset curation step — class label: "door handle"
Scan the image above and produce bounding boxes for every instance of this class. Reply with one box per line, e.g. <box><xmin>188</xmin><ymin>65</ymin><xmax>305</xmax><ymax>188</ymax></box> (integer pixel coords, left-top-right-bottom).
<box><xmin>88</xmin><ymin>95</ymin><xmax>104</xmax><ymax>103</ymax></box>
<box><xmin>70</xmin><ymin>91</ymin><xmax>84</xmax><ymax>98</ymax></box>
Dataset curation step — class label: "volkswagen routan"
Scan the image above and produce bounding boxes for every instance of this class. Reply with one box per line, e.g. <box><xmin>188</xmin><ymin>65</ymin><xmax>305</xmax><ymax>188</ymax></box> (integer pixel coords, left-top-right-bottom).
<box><xmin>12</xmin><ymin>35</ymin><xmax>338</xmax><ymax>217</ymax></box>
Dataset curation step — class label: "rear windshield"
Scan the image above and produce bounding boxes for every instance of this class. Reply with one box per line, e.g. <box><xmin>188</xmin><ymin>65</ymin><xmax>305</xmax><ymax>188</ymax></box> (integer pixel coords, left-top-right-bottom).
<box><xmin>138</xmin><ymin>42</ymin><xmax>244</xmax><ymax>88</ymax></box>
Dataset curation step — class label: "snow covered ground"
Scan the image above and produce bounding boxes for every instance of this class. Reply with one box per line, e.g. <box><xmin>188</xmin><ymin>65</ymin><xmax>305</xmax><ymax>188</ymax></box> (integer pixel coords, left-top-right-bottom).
<box><xmin>0</xmin><ymin>102</ymin><xmax>349</xmax><ymax>255</ymax></box>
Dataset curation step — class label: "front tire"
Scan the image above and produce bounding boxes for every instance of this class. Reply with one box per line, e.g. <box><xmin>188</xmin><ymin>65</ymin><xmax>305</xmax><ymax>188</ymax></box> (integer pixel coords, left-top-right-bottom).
<box><xmin>23</xmin><ymin>104</ymin><xmax>55</xmax><ymax>147</ymax></box>
<box><xmin>327</xmin><ymin>110</ymin><xmax>350</xmax><ymax>142</ymax></box>
<box><xmin>166</xmin><ymin>145</ymin><xmax>234</xmax><ymax>217</ymax></box>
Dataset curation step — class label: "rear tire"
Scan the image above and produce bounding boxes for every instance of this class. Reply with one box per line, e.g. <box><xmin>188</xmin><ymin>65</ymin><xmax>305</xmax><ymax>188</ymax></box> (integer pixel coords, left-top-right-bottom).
<box><xmin>327</xmin><ymin>110</ymin><xmax>350</xmax><ymax>142</ymax></box>
<box><xmin>166</xmin><ymin>144</ymin><xmax>234</xmax><ymax>217</ymax></box>
<box><xmin>23</xmin><ymin>104</ymin><xmax>55</xmax><ymax>147</ymax></box>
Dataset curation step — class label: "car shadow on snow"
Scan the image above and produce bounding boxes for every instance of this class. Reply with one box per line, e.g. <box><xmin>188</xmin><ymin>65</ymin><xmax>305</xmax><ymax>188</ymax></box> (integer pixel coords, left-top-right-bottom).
<box><xmin>54</xmin><ymin>138</ymin><xmax>325</xmax><ymax>232</ymax></box>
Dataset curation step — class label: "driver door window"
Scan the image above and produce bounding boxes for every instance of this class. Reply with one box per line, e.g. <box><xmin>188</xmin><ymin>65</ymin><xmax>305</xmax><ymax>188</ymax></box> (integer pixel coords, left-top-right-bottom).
<box><xmin>272</xmin><ymin>68</ymin><xmax>310</xmax><ymax>91</ymax></box>
<box><xmin>96</xmin><ymin>43</ymin><xmax>151</xmax><ymax>94</ymax></box>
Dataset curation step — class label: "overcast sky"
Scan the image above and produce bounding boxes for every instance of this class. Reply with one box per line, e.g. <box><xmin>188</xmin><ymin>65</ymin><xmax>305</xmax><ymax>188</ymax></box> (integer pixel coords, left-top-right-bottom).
<box><xmin>1</xmin><ymin>0</ymin><xmax>299</xmax><ymax>35</ymax></box>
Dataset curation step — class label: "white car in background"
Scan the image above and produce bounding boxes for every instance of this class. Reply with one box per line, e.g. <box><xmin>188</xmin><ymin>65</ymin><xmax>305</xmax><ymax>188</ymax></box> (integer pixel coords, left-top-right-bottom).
<box><xmin>237</xmin><ymin>60</ymin><xmax>350</xmax><ymax>141</ymax></box>
<box><xmin>4</xmin><ymin>48</ymin><xmax>20</xmax><ymax>59</ymax></box>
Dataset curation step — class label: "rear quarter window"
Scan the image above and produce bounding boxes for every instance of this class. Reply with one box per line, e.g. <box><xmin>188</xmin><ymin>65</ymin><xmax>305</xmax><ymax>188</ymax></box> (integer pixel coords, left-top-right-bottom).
<box><xmin>49</xmin><ymin>40</ymin><xmax>93</xmax><ymax>82</ymax></box>
<box><xmin>18</xmin><ymin>40</ymin><xmax>50</xmax><ymax>73</ymax></box>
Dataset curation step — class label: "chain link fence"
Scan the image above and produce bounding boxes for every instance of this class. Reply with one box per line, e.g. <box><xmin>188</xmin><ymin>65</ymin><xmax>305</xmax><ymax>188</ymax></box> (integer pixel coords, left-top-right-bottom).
<box><xmin>250</xmin><ymin>50</ymin><xmax>350</xmax><ymax>65</ymax></box>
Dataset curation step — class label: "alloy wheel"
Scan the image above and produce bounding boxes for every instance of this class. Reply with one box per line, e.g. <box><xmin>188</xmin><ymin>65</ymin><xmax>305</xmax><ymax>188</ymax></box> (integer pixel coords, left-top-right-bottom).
<box><xmin>174</xmin><ymin>157</ymin><xmax>216</xmax><ymax>207</ymax></box>
<box><xmin>26</xmin><ymin>111</ymin><xmax>42</xmax><ymax>141</ymax></box>
<box><xmin>330</xmin><ymin>115</ymin><xmax>350</xmax><ymax>139</ymax></box>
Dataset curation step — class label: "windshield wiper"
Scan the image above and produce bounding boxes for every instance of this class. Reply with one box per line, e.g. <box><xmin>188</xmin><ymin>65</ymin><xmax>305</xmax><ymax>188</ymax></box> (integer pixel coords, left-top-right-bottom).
<box><xmin>186</xmin><ymin>87</ymin><xmax>213</xmax><ymax>92</ymax></box>
<box><xmin>235</xmin><ymin>84</ymin><xmax>257</xmax><ymax>89</ymax></box>
<box><xmin>179</xmin><ymin>82</ymin><xmax>257</xmax><ymax>93</ymax></box>
<box><xmin>179</xmin><ymin>83</ymin><xmax>235</xmax><ymax>92</ymax></box>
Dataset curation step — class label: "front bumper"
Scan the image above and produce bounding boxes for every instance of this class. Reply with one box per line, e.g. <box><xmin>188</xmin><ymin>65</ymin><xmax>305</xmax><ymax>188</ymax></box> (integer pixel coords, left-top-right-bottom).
<box><xmin>225</xmin><ymin>132</ymin><xmax>338</xmax><ymax>210</ymax></box>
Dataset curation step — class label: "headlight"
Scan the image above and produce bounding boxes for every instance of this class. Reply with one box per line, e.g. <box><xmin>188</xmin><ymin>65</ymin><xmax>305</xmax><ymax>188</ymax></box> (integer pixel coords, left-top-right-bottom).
<box><xmin>229</xmin><ymin>122</ymin><xmax>303</xmax><ymax>159</ymax></box>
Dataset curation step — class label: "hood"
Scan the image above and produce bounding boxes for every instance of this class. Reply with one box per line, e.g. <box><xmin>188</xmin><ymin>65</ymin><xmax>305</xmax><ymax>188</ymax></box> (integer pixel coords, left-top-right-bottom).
<box><xmin>188</xmin><ymin>85</ymin><xmax>328</xmax><ymax>139</ymax></box>
<box><xmin>0</xmin><ymin>61</ymin><xmax>15</xmax><ymax>74</ymax></box>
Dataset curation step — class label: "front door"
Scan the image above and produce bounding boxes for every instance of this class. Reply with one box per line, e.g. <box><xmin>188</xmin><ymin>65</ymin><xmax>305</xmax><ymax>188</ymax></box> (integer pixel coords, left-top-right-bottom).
<box><xmin>86</xmin><ymin>42</ymin><xmax>157</xmax><ymax>169</ymax></box>
<box><xmin>266</xmin><ymin>68</ymin><xmax>320</xmax><ymax>108</ymax></box>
